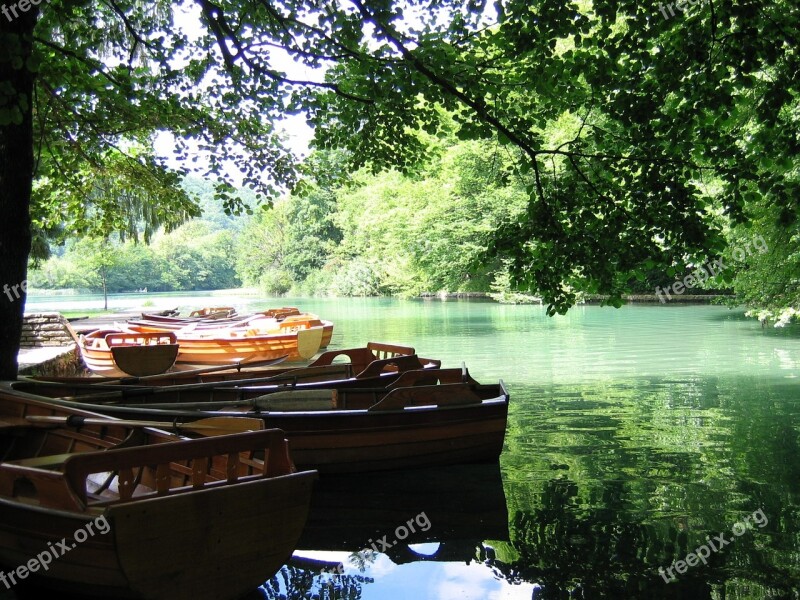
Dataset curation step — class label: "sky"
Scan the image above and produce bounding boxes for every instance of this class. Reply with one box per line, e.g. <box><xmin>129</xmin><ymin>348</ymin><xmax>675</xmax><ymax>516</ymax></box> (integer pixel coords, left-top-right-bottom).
<box><xmin>289</xmin><ymin>549</ymin><xmax>540</xmax><ymax>599</ymax></box>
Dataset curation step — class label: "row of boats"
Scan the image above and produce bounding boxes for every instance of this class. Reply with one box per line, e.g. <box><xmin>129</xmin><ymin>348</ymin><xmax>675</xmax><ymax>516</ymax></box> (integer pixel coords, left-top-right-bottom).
<box><xmin>78</xmin><ymin>307</ymin><xmax>335</xmax><ymax>378</ymax></box>
<box><xmin>1</xmin><ymin>314</ymin><xmax>511</xmax><ymax>599</ymax></box>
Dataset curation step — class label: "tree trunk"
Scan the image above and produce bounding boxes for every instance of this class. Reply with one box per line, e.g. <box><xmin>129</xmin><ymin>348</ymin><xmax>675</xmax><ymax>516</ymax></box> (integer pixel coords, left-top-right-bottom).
<box><xmin>0</xmin><ymin>12</ymin><xmax>38</xmax><ymax>380</ymax></box>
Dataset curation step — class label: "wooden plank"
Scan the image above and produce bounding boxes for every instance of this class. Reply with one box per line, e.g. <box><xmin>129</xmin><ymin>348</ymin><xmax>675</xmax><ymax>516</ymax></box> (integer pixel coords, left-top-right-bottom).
<box><xmin>109</xmin><ymin>472</ymin><xmax>316</xmax><ymax>600</ymax></box>
<box><xmin>368</xmin><ymin>383</ymin><xmax>484</xmax><ymax>411</ymax></box>
<box><xmin>8</xmin><ymin>453</ymin><xmax>74</xmax><ymax>468</ymax></box>
<box><xmin>111</xmin><ymin>344</ymin><xmax>179</xmax><ymax>377</ymax></box>
<box><xmin>355</xmin><ymin>354</ymin><xmax>426</xmax><ymax>379</ymax></box>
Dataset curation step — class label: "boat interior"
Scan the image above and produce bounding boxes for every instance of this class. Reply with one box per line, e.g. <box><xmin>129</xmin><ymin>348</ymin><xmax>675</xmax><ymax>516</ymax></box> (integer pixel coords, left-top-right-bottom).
<box><xmin>0</xmin><ymin>396</ymin><xmax>292</xmax><ymax>511</ymax></box>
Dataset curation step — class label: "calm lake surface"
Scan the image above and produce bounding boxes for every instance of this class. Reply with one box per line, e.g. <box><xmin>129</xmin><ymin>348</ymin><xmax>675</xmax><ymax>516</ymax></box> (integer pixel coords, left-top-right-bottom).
<box><xmin>20</xmin><ymin>295</ymin><xmax>800</xmax><ymax>598</ymax></box>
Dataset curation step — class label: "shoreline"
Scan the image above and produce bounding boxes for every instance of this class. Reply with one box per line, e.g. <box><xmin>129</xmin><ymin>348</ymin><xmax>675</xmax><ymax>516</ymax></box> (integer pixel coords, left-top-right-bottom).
<box><xmin>419</xmin><ymin>292</ymin><xmax>734</xmax><ymax>304</ymax></box>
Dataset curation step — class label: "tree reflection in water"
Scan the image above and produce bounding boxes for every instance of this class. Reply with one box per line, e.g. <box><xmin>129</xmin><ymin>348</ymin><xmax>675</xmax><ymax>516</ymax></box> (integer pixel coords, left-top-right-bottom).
<box><xmin>257</xmin><ymin>563</ymin><xmax>373</xmax><ymax>600</ymax></box>
<box><xmin>490</xmin><ymin>476</ymin><xmax>795</xmax><ymax>599</ymax></box>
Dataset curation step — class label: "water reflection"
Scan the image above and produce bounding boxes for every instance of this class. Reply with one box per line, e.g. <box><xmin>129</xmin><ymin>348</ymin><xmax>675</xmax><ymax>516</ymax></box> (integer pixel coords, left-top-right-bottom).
<box><xmin>498</xmin><ymin>374</ymin><xmax>800</xmax><ymax>598</ymax></box>
<box><xmin>252</xmin><ymin>463</ymin><xmax>511</xmax><ymax>600</ymax></box>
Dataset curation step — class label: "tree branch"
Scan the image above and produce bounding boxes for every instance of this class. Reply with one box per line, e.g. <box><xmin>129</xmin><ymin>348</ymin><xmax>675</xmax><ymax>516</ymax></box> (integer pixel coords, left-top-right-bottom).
<box><xmin>195</xmin><ymin>0</ymin><xmax>374</xmax><ymax>104</ymax></box>
<box><xmin>349</xmin><ymin>0</ymin><xmax>547</xmax><ymax>200</ymax></box>
<box><xmin>102</xmin><ymin>0</ymin><xmax>159</xmax><ymax>54</ymax></box>
<box><xmin>33</xmin><ymin>37</ymin><xmax>129</xmax><ymax>89</ymax></box>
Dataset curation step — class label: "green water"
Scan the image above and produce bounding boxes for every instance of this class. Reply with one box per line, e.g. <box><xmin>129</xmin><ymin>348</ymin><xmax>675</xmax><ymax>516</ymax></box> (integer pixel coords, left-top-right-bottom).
<box><xmin>266</xmin><ymin>298</ymin><xmax>799</xmax><ymax>600</ymax></box>
<box><xmin>21</xmin><ymin>295</ymin><xmax>800</xmax><ymax>598</ymax></box>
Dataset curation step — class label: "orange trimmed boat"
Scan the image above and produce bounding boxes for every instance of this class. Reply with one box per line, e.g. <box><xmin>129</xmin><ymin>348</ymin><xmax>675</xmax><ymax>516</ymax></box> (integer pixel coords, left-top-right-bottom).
<box><xmin>132</xmin><ymin>307</ymin><xmax>303</xmax><ymax>332</ymax></box>
<box><xmin>125</xmin><ymin>314</ymin><xmax>334</xmax><ymax>368</ymax></box>
<box><xmin>187</xmin><ymin>306</ymin><xmax>237</xmax><ymax>318</ymax></box>
<box><xmin>79</xmin><ymin>330</ymin><xmax>180</xmax><ymax>378</ymax></box>
<box><xmin>27</xmin><ymin>341</ymin><xmax>440</xmax><ymax>388</ymax></box>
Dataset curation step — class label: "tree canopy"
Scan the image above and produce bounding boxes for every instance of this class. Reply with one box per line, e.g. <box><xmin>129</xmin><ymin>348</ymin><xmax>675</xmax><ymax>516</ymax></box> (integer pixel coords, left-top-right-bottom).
<box><xmin>1</xmin><ymin>0</ymin><xmax>798</xmax><ymax>376</ymax></box>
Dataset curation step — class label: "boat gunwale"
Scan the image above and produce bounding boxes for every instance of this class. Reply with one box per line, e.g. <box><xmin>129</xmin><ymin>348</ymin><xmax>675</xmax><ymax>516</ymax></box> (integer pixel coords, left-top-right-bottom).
<box><xmin>4</xmin><ymin>380</ymin><xmax>509</xmax><ymax>420</ymax></box>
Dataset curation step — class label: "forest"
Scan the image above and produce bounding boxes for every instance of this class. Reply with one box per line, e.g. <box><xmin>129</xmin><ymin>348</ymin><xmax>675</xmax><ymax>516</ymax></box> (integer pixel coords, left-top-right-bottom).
<box><xmin>28</xmin><ymin>140</ymin><xmax>529</xmax><ymax>298</ymax></box>
<box><xmin>29</xmin><ymin>133</ymin><xmax>797</xmax><ymax>326</ymax></box>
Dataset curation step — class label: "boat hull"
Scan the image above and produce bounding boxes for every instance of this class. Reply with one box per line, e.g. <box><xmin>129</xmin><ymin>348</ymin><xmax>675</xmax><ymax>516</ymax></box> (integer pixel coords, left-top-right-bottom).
<box><xmin>0</xmin><ymin>474</ymin><xmax>315</xmax><ymax>599</ymax></box>
<box><xmin>268</xmin><ymin>398</ymin><xmax>509</xmax><ymax>473</ymax></box>
<box><xmin>26</xmin><ymin>342</ymin><xmax>435</xmax><ymax>387</ymax></box>
<box><xmin>125</xmin><ymin>321</ymin><xmax>335</xmax><ymax>367</ymax></box>
<box><xmin>79</xmin><ymin>331</ymin><xmax>179</xmax><ymax>378</ymax></box>
<box><xmin>0</xmin><ymin>390</ymin><xmax>317</xmax><ymax>599</ymax></box>
<box><xmin>11</xmin><ymin>382</ymin><xmax>510</xmax><ymax>474</ymax></box>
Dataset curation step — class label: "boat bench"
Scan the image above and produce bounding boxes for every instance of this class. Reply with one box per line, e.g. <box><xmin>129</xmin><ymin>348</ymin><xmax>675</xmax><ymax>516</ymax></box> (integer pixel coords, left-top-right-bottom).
<box><xmin>9</xmin><ymin>453</ymin><xmax>74</xmax><ymax>469</ymax></box>
<box><xmin>368</xmin><ymin>383</ymin><xmax>484</xmax><ymax>411</ymax></box>
<box><xmin>0</xmin><ymin>430</ymin><xmax>297</xmax><ymax>511</ymax></box>
<box><xmin>308</xmin><ymin>342</ymin><xmax>417</xmax><ymax>375</ymax></box>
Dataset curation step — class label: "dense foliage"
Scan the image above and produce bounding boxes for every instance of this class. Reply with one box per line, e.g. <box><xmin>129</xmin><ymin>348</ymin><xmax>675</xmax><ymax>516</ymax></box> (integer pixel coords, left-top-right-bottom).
<box><xmin>29</xmin><ymin>223</ymin><xmax>240</xmax><ymax>293</ymax></box>
<box><xmin>235</xmin><ymin>141</ymin><xmax>528</xmax><ymax>297</ymax></box>
<box><xmin>16</xmin><ymin>0</ymin><xmax>800</xmax><ymax>307</ymax></box>
<box><xmin>2</xmin><ymin>0</ymin><xmax>798</xmax><ymax>377</ymax></box>
<box><xmin>29</xmin><ymin>140</ymin><xmax>789</xmax><ymax>318</ymax></box>
<box><xmin>727</xmin><ymin>206</ymin><xmax>800</xmax><ymax>326</ymax></box>
<box><xmin>28</xmin><ymin>178</ymin><xmax>245</xmax><ymax>293</ymax></box>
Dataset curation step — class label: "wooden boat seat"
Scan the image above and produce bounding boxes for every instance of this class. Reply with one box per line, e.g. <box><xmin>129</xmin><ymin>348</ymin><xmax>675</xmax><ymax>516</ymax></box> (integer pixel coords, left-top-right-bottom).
<box><xmin>386</xmin><ymin>366</ymin><xmax>478</xmax><ymax>389</ymax></box>
<box><xmin>368</xmin><ymin>383</ymin><xmax>483</xmax><ymax>411</ymax></box>
<box><xmin>252</xmin><ymin>390</ymin><xmax>338</xmax><ymax>411</ymax></box>
<box><xmin>0</xmin><ymin>429</ymin><xmax>295</xmax><ymax>511</ymax></box>
<box><xmin>366</xmin><ymin>341</ymin><xmax>416</xmax><ymax>359</ymax></box>
<box><xmin>1</xmin><ymin>428</ymin><xmax>149</xmax><ymax>470</ymax></box>
<box><xmin>355</xmin><ymin>354</ymin><xmax>427</xmax><ymax>379</ymax></box>
<box><xmin>8</xmin><ymin>453</ymin><xmax>73</xmax><ymax>469</ymax></box>
<box><xmin>258</xmin><ymin>363</ymin><xmax>352</xmax><ymax>386</ymax></box>
<box><xmin>307</xmin><ymin>342</ymin><xmax>417</xmax><ymax>375</ymax></box>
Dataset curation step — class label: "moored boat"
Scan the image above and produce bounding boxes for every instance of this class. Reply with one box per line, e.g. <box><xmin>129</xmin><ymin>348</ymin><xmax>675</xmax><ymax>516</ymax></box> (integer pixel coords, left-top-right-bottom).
<box><xmin>0</xmin><ymin>389</ymin><xmax>317</xmax><ymax>599</ymax></box>
<box><xmin>7</xmin><ymin>372</ymin><xmax>510</xmax><ymax>474</ymax></box>
<box><xmin>132</xmin><ymin>307</ymin><xmax>304</xmax><ymax>332</ymax></box>
<box><xmin>187</xmin><ymin>306</ymin><xmax>237</xmax><ymax>318</ymax></box>
<box><xmin>78</xmin><ymin>330</ymin><xmax>180</xmax><ymax>378</ymax></box>
<box><xmin>27</xmin><ymin>341</ymin><xmax>441</xmax><ymax>390</ymax></box>
<box><xmin>124</xmin><ymin>314</ymin><xmax>334</xmax><ymax>368</ymax></box>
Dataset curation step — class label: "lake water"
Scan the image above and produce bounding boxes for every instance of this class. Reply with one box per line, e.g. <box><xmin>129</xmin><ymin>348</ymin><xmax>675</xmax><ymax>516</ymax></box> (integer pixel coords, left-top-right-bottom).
<box><xmin>19</xmin><ymin>294</ymin><xmax>800</xmax><ymax>598</ymax></box>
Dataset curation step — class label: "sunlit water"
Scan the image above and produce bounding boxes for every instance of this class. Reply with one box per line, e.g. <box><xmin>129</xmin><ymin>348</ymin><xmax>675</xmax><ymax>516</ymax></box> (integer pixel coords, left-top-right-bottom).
<box><xmin>19</xmin><ymin>294</ymin><xmax>800</xmax><ymax>598</ymax></box>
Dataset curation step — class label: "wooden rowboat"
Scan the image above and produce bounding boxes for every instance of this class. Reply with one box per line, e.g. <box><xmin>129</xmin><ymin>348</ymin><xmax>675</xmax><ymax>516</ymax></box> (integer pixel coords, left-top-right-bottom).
<box><xmin>0</xmin><ymin>389</ymin><xmax>317</xmax><ymax>599</ymax></box>
<box><xmin>132</xmin><ymin>307</ymin><xmax>303</xmax><ymax>332</ymax></box>
<box><xmin>26</xmin><ymin>342</ymin><xmax>441</xmax><ymax>391</ymax></box>
<box><xmin>187</xmin><ymin>306</ymin><xmax>237</xmax><ymax>318</ymax></box>
<box><xmin>7</xmin><ymin>373</ymin><xmax>510</xmax><ymax>474</ymax></box>
<box><xmin>16</xmin><ymin>361</ymin><xmax>455</xmax><ymax>412</ymax></box>
<box><xmin>124</xmin><ymin>315</ymin><xmax>334</xmax><ymax>368</ymax></box>
<box><xmin>79</xmin><ymin>330</ymin><xmax>180</xmax><ymax>378</ymax></box>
